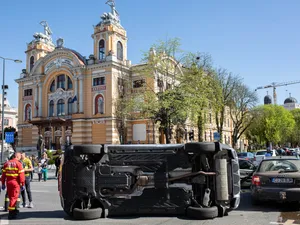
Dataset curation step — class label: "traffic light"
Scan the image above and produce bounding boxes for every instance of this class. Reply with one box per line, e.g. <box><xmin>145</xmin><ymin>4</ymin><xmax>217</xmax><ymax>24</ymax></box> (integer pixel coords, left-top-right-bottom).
<box><xmin>189</xmin><ymin>130</ymin><xmax>194</xmax><ymax>141</ymax></box>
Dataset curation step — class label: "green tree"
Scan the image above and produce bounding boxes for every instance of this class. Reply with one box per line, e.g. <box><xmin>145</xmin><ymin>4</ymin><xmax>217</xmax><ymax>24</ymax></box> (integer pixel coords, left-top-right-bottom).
<box><xmin>247</xmin><ymin>105</ymin><xmax>295</xmax><ymax>147</ymax></box>
<box><xmin>289</xmin><ymin>109</ymin><xmax>300</xmax><ymax>146</ymax></box>
<box><xmin>134</xmin><ymin>38</ymin><xmax>188</xmax><ymax>143</ymax></box>
<box><xmin>179</xmin><ymin>52</ymin><xmax>215</xmax><ymax>141</ymax></box>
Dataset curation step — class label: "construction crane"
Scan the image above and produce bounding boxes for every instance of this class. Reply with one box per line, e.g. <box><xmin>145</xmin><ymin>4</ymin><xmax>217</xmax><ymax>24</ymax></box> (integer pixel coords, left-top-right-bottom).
<box><xmin>255</xmin><ymin>80</ymin><xmax>300</xmax><ymax>105</ymax></box>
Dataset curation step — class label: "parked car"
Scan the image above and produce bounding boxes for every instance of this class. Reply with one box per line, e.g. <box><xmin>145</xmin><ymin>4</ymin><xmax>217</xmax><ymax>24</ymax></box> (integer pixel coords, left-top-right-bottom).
<box><xmin>238</xmin><ymin>152</ymin><xmax>255</xmax><ymax>162</ymax></box>
<box><xmin>253</xmin><ymin>150</ymin><xmax>278</xmax><ymax>166</ymax></box>
<box><xmin>58</xmin><ymin>142</ymin><xmax>241</xmax><ymax>220</ymax></box>
<box><xmin>251</xmin><ymin>156</ymin><xmax>300</xmax><ymax>205</ymax></box>
<box><xmin>238</xmin><ymin>159</ymin><xmax>257</xmax><ymax>188</ymax></box>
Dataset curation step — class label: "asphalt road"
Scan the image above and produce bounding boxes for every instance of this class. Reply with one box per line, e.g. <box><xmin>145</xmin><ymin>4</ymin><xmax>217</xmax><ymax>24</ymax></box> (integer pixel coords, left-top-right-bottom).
<box><xmin>0</xmin><ymin>173</ymin><xmax>299</xmax><ymax>225</ymax></box>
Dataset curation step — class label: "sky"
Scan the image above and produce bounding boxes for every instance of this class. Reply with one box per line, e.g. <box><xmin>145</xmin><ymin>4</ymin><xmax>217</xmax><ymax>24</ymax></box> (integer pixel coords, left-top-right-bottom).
<box><xmin>1</xmin><ymin>0</ymin><xmax>300</xmax><ymax>108</ymax></box>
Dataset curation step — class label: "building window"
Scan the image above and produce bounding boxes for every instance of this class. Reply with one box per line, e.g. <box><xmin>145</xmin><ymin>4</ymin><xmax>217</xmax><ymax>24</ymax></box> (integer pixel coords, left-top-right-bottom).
<box><xmin>57</xmin><ymin>75</ymin><xmax>65</xmax><ymax>89</ymax></box>
<box><xmin>117</xmin><ymin>41</ymin><xmax>123</xmax><ymax>60</ymax></box>
<box><xmin>68</xmin><ymin>98</ymin><xmax>73</xmax><ymax>115</ymax></box>
<box><xmin>30</xmin><ymin>56</ymin><xmax>34</xmax><ymax>71</ymax></box>
<box><xmin>67</xmin><ymin>76</ymin><xmax>73</xmax><ymax>90</ymax></box>
<box><xmin>49</xmin><ymin>100</ymin><xmax>54</xmax><ymax>117</ymax></box>
<box><xmin>25</xmin><ymin>104</ymin><xmax>32</xmax><ymax>121</ymax></box>
<box><xmin>209</xmin><ymin>113</ymin><xmax>212</xmax><ymax>124</ymax></box>
<box><xmin>93</xmin><ymin>77</ymin><xmax>105</xmax><ymax>86</ymax></box>
<box><xmin>3</xmin><ymin>118</ymin><xmax>9</xmax><ymax>126</ymax></box>
<box><xmin>50</xmin><ymin>80</ymin><xmax>55</xmax><ymax>93</ymax></box>
<box><xmin>95</xmin><ymin>95</ymin><xmax>104</xmax><ymax>114</ymax></box>
<box><xmin>24</xmin><ymin>89</ymin><xmax>32</xmax><ymax>96</ymax></box>
<box><xmin>57</xmin><ymin>99</ymin><xmax>65</xmax><ymax>116</ymax></box>
<box><xmin>99</xmin><ymin>39</ymin><xmax>105</xmax><ymax>60</ymax></box>
<box><xmin>118</xmin><ymin>78</ymin><xmax>125</xmax><ymax>96</ymax></box>
<box><xmin>133</xmin><ymin>79</ymin><xmax>145</xmax><ymax>88</ymax></box>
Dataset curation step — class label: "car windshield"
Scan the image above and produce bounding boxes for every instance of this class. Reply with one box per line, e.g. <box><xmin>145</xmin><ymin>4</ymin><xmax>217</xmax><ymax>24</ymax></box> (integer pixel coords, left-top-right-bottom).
<box><xmin>256</xmin><ymin>151</ymin><xmax>267</xmax><ymax>156</ymax></box>
<box><xmin>259</xmin><ymin>159</ymin><xmax>300</xmax><ymax>173</ymax></box>
<box><xmin>238</xmin><ymin>153</ymin><xmax>248</xmax><ymax>157</ymax></box>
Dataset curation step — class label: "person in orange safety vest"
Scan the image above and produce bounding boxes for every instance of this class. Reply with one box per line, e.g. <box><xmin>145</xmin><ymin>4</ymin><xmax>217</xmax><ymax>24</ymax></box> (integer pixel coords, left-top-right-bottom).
<box><xmin>1</xmin><ymin>152</ymin><xmax>25</xmax><ymax>220</ymax></box>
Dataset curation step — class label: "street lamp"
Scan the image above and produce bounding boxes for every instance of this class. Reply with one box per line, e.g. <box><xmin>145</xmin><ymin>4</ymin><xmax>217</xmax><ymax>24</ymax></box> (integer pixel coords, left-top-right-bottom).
<box><xmin>0</xmin><ymin>56</ymin><xmax>22</xmax><ymax>163</ymax></box>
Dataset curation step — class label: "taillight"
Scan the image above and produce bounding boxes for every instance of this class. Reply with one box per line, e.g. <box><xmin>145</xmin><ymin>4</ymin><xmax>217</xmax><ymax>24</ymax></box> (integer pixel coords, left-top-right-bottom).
<box><xmin>252</xmin><ymin>175</ymin><xmax>261</xmax><ymax>186</ymax></box>
<box><xmin>245</xmin><ymin>157</ymin><xmax>249</xmax><ymax>161</ymax></box>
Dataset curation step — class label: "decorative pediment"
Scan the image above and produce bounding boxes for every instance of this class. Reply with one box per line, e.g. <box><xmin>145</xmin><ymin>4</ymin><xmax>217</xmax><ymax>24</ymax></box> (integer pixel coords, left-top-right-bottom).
<box><xmin>48</xmin><ymin>88</ymin><xmax>73</xmax><ymax>102</ymax></box>
<box><xmin>45</xmin><ymin>57</ymin><xmax>74</xmax><ymax>74</ymax></box>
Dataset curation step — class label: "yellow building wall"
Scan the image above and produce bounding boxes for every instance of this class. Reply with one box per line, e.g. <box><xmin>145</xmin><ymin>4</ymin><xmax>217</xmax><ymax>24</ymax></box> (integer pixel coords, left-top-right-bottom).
<box><xmin>22</xmin><ymin>127</ymin><xmax>33</xmax><ymax>146</ymax></box>
<box><xmin>92</xmin><ymin>124</ymin><xmax>106</xmax><ymax>144</ymax></box>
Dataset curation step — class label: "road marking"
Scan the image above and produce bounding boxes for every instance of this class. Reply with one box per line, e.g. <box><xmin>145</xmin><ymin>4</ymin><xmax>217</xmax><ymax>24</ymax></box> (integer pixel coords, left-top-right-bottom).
<box><xmin>270</xmin><ymin>219</ymin><xmax>300</xmax><ymax>225</ymax></box>
<box><xmin>0</xmin><ymin>218</ymin><xmax>9</xmax><ymax>224</ymax></box>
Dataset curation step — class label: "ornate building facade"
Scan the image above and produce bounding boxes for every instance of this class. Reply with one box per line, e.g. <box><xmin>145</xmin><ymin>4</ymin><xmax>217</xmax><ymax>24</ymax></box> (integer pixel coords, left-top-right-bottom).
<box><xmin>15</xmin><ymin>1</ymin><xmax>239</xmax><ymax>151</ymax></box>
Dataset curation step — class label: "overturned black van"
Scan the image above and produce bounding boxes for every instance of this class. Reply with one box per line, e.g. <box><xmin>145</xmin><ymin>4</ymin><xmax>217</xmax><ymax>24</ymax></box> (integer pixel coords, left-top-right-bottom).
<box><xmin>58</xmin><ymin>142</ymin><xmax>240</xmax><ymax>220</ymax></box>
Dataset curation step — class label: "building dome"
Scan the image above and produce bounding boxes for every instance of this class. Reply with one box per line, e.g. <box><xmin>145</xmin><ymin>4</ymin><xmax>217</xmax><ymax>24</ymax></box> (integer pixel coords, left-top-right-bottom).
<box><xmin>284</xmin><ymin>96</ymin><xmax>298</xmax><ymax>104</ymax></box>
<box><xmin>264</xmin><ymin>95</ymin><xmax>272</xmax><ymax>105</ymax></box>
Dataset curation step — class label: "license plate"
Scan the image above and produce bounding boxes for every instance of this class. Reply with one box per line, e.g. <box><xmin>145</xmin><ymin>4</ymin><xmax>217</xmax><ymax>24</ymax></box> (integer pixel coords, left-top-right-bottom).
<box><xmin>272</xmin><ymin>178</ymin><xmax>293</xmax><ymax>183</ymax></box>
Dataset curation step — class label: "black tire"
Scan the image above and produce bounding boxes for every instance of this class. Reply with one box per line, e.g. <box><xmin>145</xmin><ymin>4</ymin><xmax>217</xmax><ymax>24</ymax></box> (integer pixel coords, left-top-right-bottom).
<box><xmin>186</xmin><ymin>206</ymin><xmax>218</xmax><ymax>219</ymax></box>
<box><xmin>73</xmin><ymin>207</ymin><xmax>102</xmax><ymax>220</ymax></box>
<box><xmin>185</xmin><ymin>142</ymin><xmax>216</xmax><ymax>153</ymax></box>
<box><xmin>73</xmin><ymin>145</ymin><xmax>102</xmax><ymax>155</ymax></box>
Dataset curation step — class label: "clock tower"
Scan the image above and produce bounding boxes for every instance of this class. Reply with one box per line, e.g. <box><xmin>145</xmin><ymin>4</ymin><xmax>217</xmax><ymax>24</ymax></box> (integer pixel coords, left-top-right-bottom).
<box><xmin>25</xmin><ymin>21</ymin><xmax>55</xmax><ymax>75</ymax></box>
<box><xmin>92</xmin><ymin>0</ymin><xmax>127</xmax><ymax>63</ymax></box>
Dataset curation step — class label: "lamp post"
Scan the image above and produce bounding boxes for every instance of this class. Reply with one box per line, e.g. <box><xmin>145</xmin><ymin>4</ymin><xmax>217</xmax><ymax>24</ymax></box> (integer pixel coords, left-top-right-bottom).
<box><xmin>0</xmin><ymin>56</ymin><xmax>22</xmax><ymax>163</ymax></box>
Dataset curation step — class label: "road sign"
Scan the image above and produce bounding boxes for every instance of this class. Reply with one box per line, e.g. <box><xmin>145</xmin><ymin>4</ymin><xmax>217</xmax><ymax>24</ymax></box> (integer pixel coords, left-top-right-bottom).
<box><xmin>213</xmin><ymin>132</ymin><xmax>220</xmax><ymax>141</ymax></box>
<box><xmin>5</xmin><ymin>132</ymin><xmax>14</xmax><ymax>143</ymax></box>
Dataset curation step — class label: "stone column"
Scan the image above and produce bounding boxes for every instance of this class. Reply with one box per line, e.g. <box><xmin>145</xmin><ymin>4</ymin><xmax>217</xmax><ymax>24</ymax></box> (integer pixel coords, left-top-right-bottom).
<box><xmin>79</xmin><ymin>76</ymin><xmax>84</xmax><ymax>113</ymax></box>
<box><xmin>74</xmin><ymin>77</ymin><xmax>78</xmax><ymax>113</ymax></box>
<box><xmin>34</xmin><ymin>85</ymin><xmax>38</xmax><ymax>117</ymax></box>
<box><xmin>38</xmin><ymin>83</ymin><xmax>43</xmax><ymax>117</ymax></box>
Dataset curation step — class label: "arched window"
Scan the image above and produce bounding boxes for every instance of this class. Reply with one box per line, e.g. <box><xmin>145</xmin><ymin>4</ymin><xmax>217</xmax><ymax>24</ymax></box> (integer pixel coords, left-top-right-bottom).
<box><xmin>67</xmin><ymin>76</ymin><xmax>73</xmax><ymax>90</ymax></box>
<box><xmin>95</xmin><ymin>95</ymin><xmax>104</xmax><ymax>114</ymax></box>
<box><xmin>50</xmin><ymin>80</ymin><xmax>55</xmax><ymax>92</ymax></box>
<box><xmin>57</xmin><ymin>75</ymin><xmax>65</xmax><ymax>89</ymax></box>
<box><xmin>49</xmin><ymin>100</ymin><xmax>54</xmax><ymax>117</ymax></box>
<box><xmin>99</xmin><ymin>39</ymin><xmax>105</xmax><ymax>60</ymax></box>
<box><xmin>68</xmin><ymin>98</ymin><xmax>73</xmax><ymax>115</ymax></box>
<box><xmin>57</xmin><ymin>99</ymin><xmax>65</xmax><ymax>116</ymax></box>
<box><xmin>25</xmin><ymin>104</ymin><xmax>32</xmax><ymax>121</ymax></box>
<box><xmin>30</xmin><ymin>56</ymin><xmax>34</xmax><ymax>71</ymax></box>
<box><xmin>117</xmin><ymin>41</ymin><xmax>123</xmax><ymax>60</ymax></box>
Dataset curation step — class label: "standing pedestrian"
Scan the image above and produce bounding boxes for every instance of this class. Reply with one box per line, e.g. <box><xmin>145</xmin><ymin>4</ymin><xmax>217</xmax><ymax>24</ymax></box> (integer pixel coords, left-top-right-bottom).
<box><xmin>29</xmin><ymin>156</ymin><xmax>35</xmax><ymax>181</ymax></box>
<box><xmin>1</xmin><ymin>153</ymin><xmax>25</xmax><ymax>219</ymax></box>
<box><xmin>40</xmin><ymin>152</ymin><xmax>49</xmax><ymax>182</ymax></box>
<box><xmin>20</xmin><ymin>152</ymin><xmax>34</xmax><ymax>208</ymax></box>
<box><xmin>37</xmin><ymin>163</ymin><xmax>42</xmax><ymax>182</ymax></box>
<box><xmin>55</xmin><ymin>154</ymin><xmax>61</xmax><ymax>178</ymax></box>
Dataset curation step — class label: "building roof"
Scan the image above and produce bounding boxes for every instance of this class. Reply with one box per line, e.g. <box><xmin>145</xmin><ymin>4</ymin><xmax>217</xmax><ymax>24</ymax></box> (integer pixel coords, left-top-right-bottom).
<box><xmin>284</xmin><ymin>96</ymin><xmax>298</xmax><ymax>104</ymax></box>
<box><xmin>264</xmin><ymin>95</ymin><xmax>272</xmax><ymax>105</ymax></box>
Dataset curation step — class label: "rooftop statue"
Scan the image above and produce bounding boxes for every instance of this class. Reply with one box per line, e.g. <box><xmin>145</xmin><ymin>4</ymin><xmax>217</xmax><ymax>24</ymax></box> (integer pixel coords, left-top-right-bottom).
<box><xmin>106</xmin><ymin>0</ymin><xmax>119</xmax><ymax>17</ymax></box>
<box><xmin>99</xmin><ymin>0</ymin><xmax>120</xmax><ymax>25</ymax></box>
<box><xmin>32</xmin><ymin>21</ymin><xmax>53</xmax><ymax>44</ymax></box>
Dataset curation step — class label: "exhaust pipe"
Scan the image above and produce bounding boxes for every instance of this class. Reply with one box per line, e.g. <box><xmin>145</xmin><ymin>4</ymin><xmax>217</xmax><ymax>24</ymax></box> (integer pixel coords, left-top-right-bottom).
<box><xmin>215</xmin><ymin>159</ymin><xmax>229</xmax><ymax>201</ymax></box>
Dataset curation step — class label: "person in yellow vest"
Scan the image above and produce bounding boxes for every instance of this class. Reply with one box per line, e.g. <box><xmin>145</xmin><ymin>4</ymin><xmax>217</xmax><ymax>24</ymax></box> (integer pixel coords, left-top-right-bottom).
<box><xmin>20</xmin><ymin>152</ymin><xmax>34</xmax><ymax>208</ymax></box>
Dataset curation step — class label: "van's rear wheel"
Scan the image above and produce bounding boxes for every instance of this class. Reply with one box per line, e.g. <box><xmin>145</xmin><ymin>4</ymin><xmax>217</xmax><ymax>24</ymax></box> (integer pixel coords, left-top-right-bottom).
<box><xmin>186</xmin><ymin>206</ymin><xmax>218</xmax><ymax>219</ymax></box>
<box><xmin>73</xmin><ymin>207</ymin><xmax>102</xmax><ymax>220</ymax></box>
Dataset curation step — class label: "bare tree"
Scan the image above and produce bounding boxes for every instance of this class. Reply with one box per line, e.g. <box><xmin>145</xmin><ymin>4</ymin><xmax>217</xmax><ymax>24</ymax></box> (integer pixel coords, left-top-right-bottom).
<box><xmin>212</xmin><ymin>69</ymin><xmax>241</xmax><ymax>142</ymax></box>
<box><xmin>229</xmin><ymin>84</ymin><xmax>258</xmax><ymax>148</ymax></box>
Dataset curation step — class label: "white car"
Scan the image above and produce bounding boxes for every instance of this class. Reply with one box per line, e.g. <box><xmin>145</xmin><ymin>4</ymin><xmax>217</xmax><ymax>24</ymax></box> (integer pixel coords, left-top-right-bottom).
<box><xmin>253</xmin><ymin>150</ymin><xmax>277</xmax><ymax>166</ymax></box>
